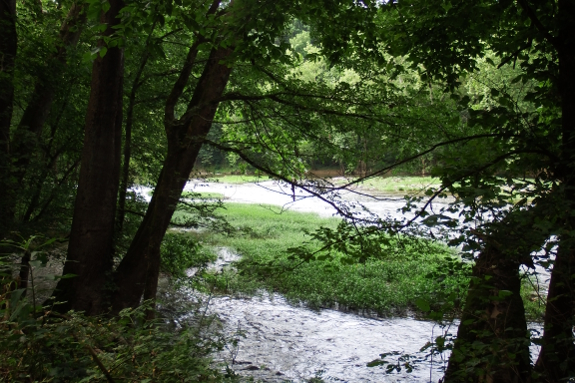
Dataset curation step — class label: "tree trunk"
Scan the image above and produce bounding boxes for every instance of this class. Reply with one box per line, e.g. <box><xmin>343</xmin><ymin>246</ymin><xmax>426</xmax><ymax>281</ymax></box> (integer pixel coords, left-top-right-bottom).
<box><xmin>53</xmin><ymin>0</ymin><xmax>125</xmax><ymax>315</ymax></box>
<box><xmin>117</xmin><ymin>50</ymin><xmax>150</xmax><ymax>234</ymax></box>
<box><xmin>534</xmin><ymin>240</ymin><xmax>575</xmax><ymax>382</ymax></box>
<box><xmin>443</xmin><ymin>208</ymin><xmax>550</xmax><ymax>383</ymax></box>
<box><xmin>111</xmin><ymin>46</ymin><xmax>233</xmax><ymax>314</ymax></box>
<box><xmin>0</xmin><ymin>0</ymin><xmax>17</xmax><ymax>238</ymax></box>
<box><xmin>534</xmin><ymin>1</ymin><xmax>575</xmax><ymax>379</ymax></box>
<box><xmin>443</xmin><ymin>242</ymin><xmax>531</xmax><ymax>383</ymax></box>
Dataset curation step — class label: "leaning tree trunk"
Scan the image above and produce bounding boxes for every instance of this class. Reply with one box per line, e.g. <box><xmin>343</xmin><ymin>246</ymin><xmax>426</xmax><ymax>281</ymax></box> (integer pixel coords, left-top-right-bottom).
<box><xmin>534</xmin><ymin>2</ymin><xmax>575</xmax><ymax>379</ymax></box>
<box><xmin>0</xmin><ymin>0</ymin><xmax>17</xmax><ymax>239</ymax></box>
<box><xmin>111</xmin><ymin>46</ymin><xmax>233</xmax><ymax>314</ymax></box>
<box><xmin>53</xmin><ymin>0</ymin><xmax>125</xmax><ymax>315</ymax></box>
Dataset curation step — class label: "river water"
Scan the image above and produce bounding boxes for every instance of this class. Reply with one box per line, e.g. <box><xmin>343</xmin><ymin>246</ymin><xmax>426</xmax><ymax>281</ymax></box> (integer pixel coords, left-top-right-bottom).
<box><xmin>185</xmin><ymin>178</ymin><xmax>434</xmax><ymax>220</ymax></box>
<box><xmin>207</xmin><ymin>292</ymin><xmax>451</xmax><ymax>382</ymax></box>
<box><xmin>151</xmin><ymin>179</ymin><xmax>543</xmax><ymax>382</ymax></box>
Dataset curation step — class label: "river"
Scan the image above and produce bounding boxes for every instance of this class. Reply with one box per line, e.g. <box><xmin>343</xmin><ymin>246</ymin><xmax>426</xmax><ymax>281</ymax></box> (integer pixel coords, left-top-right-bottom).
<box><xmin>150</xmin><ymin>179</ymin><xmax>543</xmax><ymax>382</ymax></box>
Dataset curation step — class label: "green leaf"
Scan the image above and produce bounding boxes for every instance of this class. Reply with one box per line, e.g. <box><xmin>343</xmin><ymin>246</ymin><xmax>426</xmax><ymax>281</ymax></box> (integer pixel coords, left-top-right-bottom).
<box><xmin>367</xmin><ymin>359</ymin><xmax>386</xmax><ymax>367</ymax></box>
<box><xmin>10</xmin><ymin>288</ymin><xmax>26</xmax><ymax>311</ymax></box>
<box><xmin>54</xmin><ymin>273</ymin><xmax>78</xmax><ymax>280</ymax></box>
<box><xmin>415</xmin><ymin>298</ymin><xmax>430</xmax><ymax>312</ymax></box>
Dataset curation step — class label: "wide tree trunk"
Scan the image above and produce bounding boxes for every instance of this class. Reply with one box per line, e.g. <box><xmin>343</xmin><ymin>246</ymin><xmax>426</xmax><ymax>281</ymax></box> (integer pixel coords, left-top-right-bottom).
<box><xmin>534</xmin><ymin>240</ymin><xmax>575</xmax><ymax>381</ymax></box>
<box><xmin>53</xmin><ymin>0</ymin><xmax>125</xmax><ymax>315</ymax></box>
<box><xmin>534</xmin><ymin>1</ymin><xmax>575</xmax><ymax>379</ymax></box>
<box><xmin>0</xmin><ymin>0</ymin><xmax>17</xmax><ymax>238</ymax></box>
<box><xmin>443</xmin><ymin>241</ymin><xmax>531</xmax><ymax>383</ymax></box>
<box><xmin>111</xmin><ymin>46</ymin><xmax>233</xmax><ymax>313</ymax></box>
<box><xmin>443</xmin><ymin>206</ymin><xmax>552</xmax><ymax>383</ymax></box>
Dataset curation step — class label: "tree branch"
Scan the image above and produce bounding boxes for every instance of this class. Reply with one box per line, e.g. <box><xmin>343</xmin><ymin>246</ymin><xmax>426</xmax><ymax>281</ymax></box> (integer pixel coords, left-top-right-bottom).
<box><xmin>497</xmin><ymin>38</ymin><xmax>533</xmax><ymax>69</ymax></box>
<box><xmin>516</xmin><ymin>0</ymin><xmax>558</xmax><ymax>49</ymax></box>
<box><xmin>164</xmin><ymin>0</ymin><xmax>221</xmax><ymax>126</ymax></box>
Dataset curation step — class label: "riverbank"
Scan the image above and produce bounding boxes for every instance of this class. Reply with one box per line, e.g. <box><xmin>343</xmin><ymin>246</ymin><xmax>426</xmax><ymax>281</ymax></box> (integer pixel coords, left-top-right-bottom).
<box><xmin>181</xmin><ymin>202</ymin><xmax>470</xmax><ymax>317</ymax></box>
<box><xmin>169</xmin><ymin>179</ymin><xmax>544</xmax><ymax>321</ymax></box>
<box><xmin>192</xmin><ymin>174</ymin><xmax>442</xmax><ymax>195</ymax></box>
<box><xmin>156</xmin><ymin>178</ymin><xmax>546</xmax><ymax>382</ymax></box>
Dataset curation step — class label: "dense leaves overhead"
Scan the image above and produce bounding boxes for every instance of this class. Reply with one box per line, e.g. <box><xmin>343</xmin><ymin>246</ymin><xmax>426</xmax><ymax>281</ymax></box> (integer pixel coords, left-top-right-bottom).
<box><xmin>377</xmin><ymin>0</ymin><xmax>560</xmax><ymax>88</ymax></box>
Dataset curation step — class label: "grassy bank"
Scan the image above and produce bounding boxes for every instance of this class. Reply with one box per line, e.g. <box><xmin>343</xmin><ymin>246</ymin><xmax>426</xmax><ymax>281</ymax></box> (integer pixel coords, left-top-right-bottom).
<box><xmin>184</xmin><ymin>203</ymin><xmax>471</xmax><ymax>317</ymax></box>
<box><xmin>181</xmin><ymin>191</ymin><xmax>226</xmax><ymax>200</ymax></box>
<box><xmin>170</xmin><ymin>197</ymin><xmax>545</xmax><ymax>320</ymax></box>
<box><xmin>341</xmin><ymin>176</ymin><xmax>441</xmax><ymax>195</ymax></box>
<box><xmin>196</xmin><ymin>174</ymin><xmax>270</xmax><ymax>184</ymax></box>
<box><xmin>193</xmin><ymin>174</ymin><xmax>443</xmax><ymax>195</ymax></box>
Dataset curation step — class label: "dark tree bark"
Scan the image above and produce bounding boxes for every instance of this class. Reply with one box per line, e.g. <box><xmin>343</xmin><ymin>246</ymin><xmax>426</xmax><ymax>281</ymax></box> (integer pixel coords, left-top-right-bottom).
<box><xmin>0</xmin><ymin>0</ymin><xmax>17</xmax><ymax>238</ymax></box>
<box><xmin>443</xmin><ymin>245</ymin><xmax>531</xmax><ymax>383</ymax></box>
<box><xmin>442</xmin><ymin>212</ymin><xmax>543</xmax><ymax>383</ymax></box>
<box><xmin>53</xmin><ymin>0</ymin><xmax>125</xmax><ymax>315</ymax></box>
<box><xmin>535</xmin><ymin>240</ymin><xmax>575</xmax><ymax>382</ymax></box>
<box><xmin>534</xmin><ymin>1</ymin><xmax>575</xmax><ymax>379</ymax></box>
<box><xmin>111</xmin><ymin>44</ymin><xmax>233</xmax><ymax>314</ymax></box>
<box><xmin>17</xmin><ymin>250</ymin><xmax>31</xmax><ymax>294</ymax></box>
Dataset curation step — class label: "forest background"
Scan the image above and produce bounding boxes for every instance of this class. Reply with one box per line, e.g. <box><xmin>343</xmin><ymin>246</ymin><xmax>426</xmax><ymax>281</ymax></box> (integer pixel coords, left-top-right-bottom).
<box><xmin>0</xmin><ymin>0</ymin><xmax>574</xmax><ymax>382</ymax></box>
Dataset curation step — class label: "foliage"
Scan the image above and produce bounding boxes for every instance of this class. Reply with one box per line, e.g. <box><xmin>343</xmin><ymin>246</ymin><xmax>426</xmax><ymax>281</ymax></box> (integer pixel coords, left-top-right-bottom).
<box><xmin>160</xmin><ymin>232</ymin><xmax>217</xmax><ymax>277</ymax></box>
<box><xmin>180</xmin><ymin>191</ymin><xmax>226</xmax><ymax>200</ymax></box>
<box><xmin>0</xmin><ymin>240</ymin><xmax>237</xmax><ymax>383</ymax></box>
<box><xmin>3</xmin><ymin>0</ymin><xmax>573</xmax><ymax>378</ymax></box>
<box><xmin>0</xmin><ymin>305</ymin><xmax>236</xmax><ymax>382</ymax></box>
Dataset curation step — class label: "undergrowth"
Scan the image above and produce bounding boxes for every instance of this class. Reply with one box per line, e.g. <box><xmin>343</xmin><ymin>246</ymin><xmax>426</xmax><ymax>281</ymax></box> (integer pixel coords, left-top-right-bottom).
<box><xmin>0</xmin><ymin>237</ymin><xmax>237</xmax><ymax>383</ymax></box>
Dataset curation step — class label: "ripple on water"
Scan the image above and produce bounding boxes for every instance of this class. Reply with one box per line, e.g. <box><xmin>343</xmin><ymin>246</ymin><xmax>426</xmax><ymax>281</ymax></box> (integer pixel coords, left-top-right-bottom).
<box><xmin>206</xmin><ymin>293</ymin><xmax>450</xmax><ymax>382</ymax></box>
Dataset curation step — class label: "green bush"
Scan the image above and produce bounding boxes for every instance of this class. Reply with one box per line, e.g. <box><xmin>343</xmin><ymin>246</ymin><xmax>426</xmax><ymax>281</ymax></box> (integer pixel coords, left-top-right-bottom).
<box><xmin>0</xmin><ymin>237</ymin><xmax>235</xmax><ymax>383</ymax></box>
<box><xmin>160</xmin><ymin>232</ymin><xmax>216</xmax><ymax>277</ymax></box>
<box><xmin>0</xmin><ymin>302</ymin><xmax>237</xmax><ymax>382</ymax></box>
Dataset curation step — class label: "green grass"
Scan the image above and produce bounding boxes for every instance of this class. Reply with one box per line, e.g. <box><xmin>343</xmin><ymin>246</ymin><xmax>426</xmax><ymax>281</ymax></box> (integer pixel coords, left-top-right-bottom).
<box><xmin>184</xmin><ymin>203</ymin><xmax>470</xmax><ymax>316</ymax></box>
<box><xmin>521</xmin><ymin>274</ymin><xmax>546</xmax><ymax>321</ymax></box>
<box><xmin>197</xmin><ymin>175</ymin><xmax>440</xmax><ymax>191</ymax></box>
<box><xmin>148</xmin><ymin>190</ymin><xmax>226</xmax><ymax>199</ymax></box>
<box><xmin>346</xmin><ymin>176</ymin><xmax>442</xmax><ymax>194</ymax></box>
<box><xmin>173</xmin><ymin>201</ymin><xmax>545</xmax><ymax>321</ymax></box>
<box><xmin>198</xmin><ymin>174</ymin><xmax>272</xmax><ymax>184</ymax></box>
<box><xmin>181</xmin><ymin>191</ymin><xmax>226</xmax><ymax>200</ymax></box>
